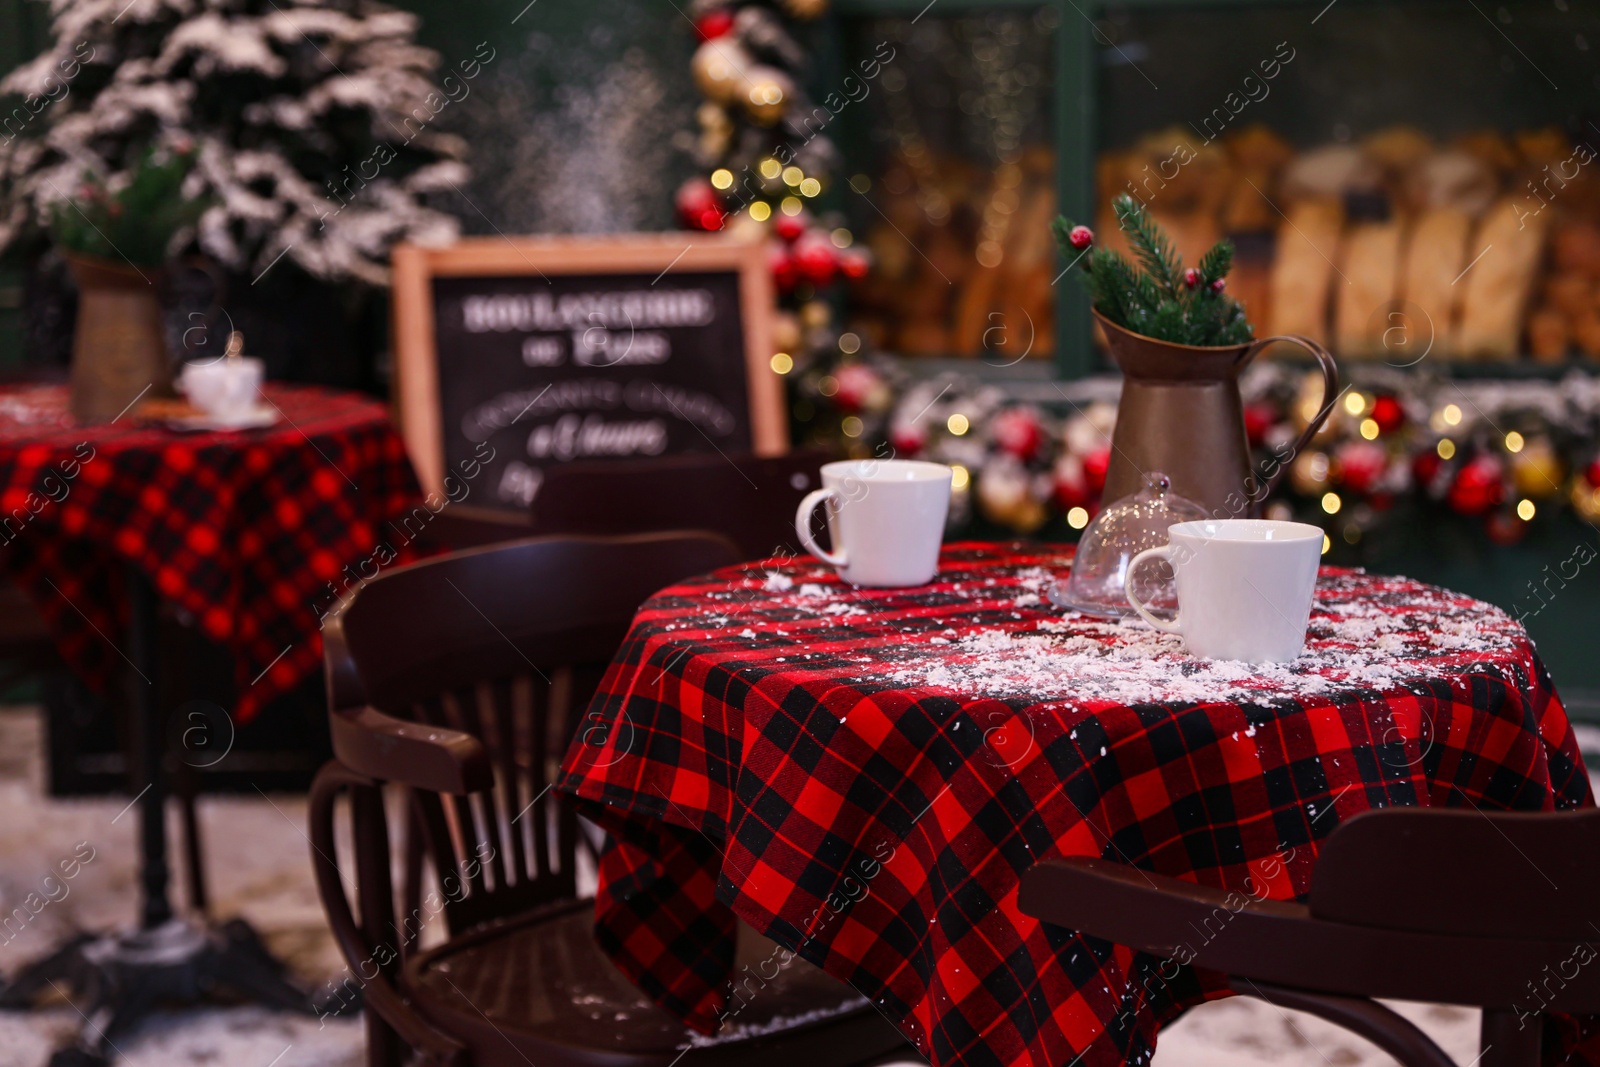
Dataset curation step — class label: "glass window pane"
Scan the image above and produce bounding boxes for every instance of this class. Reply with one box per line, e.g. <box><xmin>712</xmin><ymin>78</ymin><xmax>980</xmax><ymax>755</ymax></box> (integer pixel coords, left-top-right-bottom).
<box><xmin>840</xmin><ymin>10</ymin><xmax>1059</xmax><ymax>362</ymax></box>
<box><xmin>1096</xmin><ymin>2</ymin><xmax>1600</xmax><ymax>363</ymax></box>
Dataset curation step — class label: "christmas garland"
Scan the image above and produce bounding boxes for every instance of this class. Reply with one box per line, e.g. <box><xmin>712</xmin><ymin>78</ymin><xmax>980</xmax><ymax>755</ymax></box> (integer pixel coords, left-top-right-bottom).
<box><xmin>800</xmin><ymin>356</ymin><xmax>1600</xmax><ymax>546</ymax></box>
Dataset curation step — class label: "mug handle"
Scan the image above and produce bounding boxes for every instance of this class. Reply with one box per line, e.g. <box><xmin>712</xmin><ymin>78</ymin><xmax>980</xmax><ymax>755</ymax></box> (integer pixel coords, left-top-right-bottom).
<box><xmin>795</xmin><ymin>488</ymin><xmax>847</xmax><ymax>568</ymax></box>
<box><xmin>1124</xmin><ymin>545</ymin><xmax>1182</xmax><ymax>634</ymax></box>
<box><xmin>1240</xmin><ymin>334</ymin><xmax>1340</xmax><ymax>499</ymax></box>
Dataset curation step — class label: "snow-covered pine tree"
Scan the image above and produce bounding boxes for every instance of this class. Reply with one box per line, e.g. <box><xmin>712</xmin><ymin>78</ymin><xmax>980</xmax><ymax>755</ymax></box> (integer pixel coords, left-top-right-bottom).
<box><xmin>0</xmin><ymin>0</ymin><xmax>468</xmax><ymax>286</ymax></box>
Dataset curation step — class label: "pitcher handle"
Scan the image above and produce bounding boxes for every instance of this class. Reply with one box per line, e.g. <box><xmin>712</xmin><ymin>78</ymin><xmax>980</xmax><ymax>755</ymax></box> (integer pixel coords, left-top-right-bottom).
<box><xmin>1241</xmin><ymin>334</ymin><xmax>1339</xmax><ymax>500</ymax></box>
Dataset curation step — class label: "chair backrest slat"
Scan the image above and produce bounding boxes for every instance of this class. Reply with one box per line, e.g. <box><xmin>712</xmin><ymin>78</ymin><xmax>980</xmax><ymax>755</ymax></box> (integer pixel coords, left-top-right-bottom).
<box><xmin>329</xmin><ymin>533</ymin><xmax>740</xmax><ymax>937</ymax></box>
<box><xmin>528</xmin><ymin>450</ymin><xmax>832</xmax><ymax>561</ymax></box>
<box><xmin>1311</xmin><ymin>807</ymin><xmax>1600</xmax><ymax>940</ymax></box>
<box><xmin>487</xmin><ymin>676</ymin><xmax>528</xmax><ymax>889</ymax></box>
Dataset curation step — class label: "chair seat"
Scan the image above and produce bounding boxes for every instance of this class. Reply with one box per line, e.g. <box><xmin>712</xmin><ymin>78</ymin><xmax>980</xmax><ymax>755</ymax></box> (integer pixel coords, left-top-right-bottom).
<box><xmin>403</xmin><ymin>899</ymin><xmax>912</xmax><ymax>1067</ymax></box>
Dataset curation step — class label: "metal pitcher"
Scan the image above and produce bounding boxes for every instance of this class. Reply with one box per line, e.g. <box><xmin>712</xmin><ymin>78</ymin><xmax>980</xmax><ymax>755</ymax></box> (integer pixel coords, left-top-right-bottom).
<box><xmin>1097</xmin><ymin>310</ymin><xmax>1339</xmax><ymax>518</ymax></box>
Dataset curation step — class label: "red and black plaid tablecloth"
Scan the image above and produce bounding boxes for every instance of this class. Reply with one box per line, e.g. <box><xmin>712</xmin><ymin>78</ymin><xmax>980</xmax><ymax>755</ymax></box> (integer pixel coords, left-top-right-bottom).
<box><xmin>558</xmin><ymin>542</ymin><xmax>1597</xmax><ymax>1067</ymax></box>
<box><xmin>0</xmin><ymin>383</ymin><xmax>422</xmax><ymax>722</ymax></box>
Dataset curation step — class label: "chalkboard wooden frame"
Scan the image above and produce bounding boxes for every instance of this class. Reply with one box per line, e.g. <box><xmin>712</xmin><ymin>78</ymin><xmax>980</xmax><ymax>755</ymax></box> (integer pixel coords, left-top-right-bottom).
<box><xmin>390</xmin><ymin>234</ymin><xmax>783</xmax><ymax>504</ymax></box>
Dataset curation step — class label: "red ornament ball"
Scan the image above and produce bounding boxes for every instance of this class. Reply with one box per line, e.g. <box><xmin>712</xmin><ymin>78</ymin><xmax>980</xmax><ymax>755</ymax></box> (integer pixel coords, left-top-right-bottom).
<box><xmin>1082</xmin><ymin>447</ymin><xmax>1111</xmax><ymax>495</ymax></box>
<box><xmin>1051</xmin><ymin>455</ymin><xmax>1090</xmax><ymax>510</ymax></box>
<box><xmin>1210</xmin><ymin>278</ymin><xmax>1226</xmax><ymax>293</ymax></box>
<box><xmin>695</xmin><ymin>9</ymin><xmax>735</xmax><ymax>40</ymax></box>
<box><xmin>1334</xmin><ymin>441</ymin><xmax>1387</xmax><ymax>496</ymax></box>
<box><xmin>992</xmin><ymin>408</ymin><xmax>1044</xmax><ymax>462</ymax></box>
<box><xmin>791</xmin><ymin>235</ymin><xmax>838</xmax><ymax>286</ymax></box>
<box><xmin>838</xmin><ymin>250</ymin><xmax>871</xmax><ymax>280</ymax></box>
<box><xmin>1585</xmin><ymin>458</ymin><xmax>1600</xmax><ymax>489</ymax></box>
<box><xmin>1485</xmin><ymin>509</ymin><xmax>1529</xmax><ymax>547</ymax></box>
<box><xmin>1242</xmin><ymin>402</ymin><xmax>1277</xmax><ymax>446</ymax></box>
<box><xmin>768</xmin><ymin>244</ymin><xmax>797</xmax><ymax>291</ymax></box>
<box><xmin>1369</xmin><ymin>394</ymin><xmax>1405</xmax><ymax>434</ymax></box>
<box><xmin>773</xmin><ymin>212</ymin><xmax>807</xmax><ymax>242</ymax></box>
<box><xmin>1183</xmin><ymin>268</ymin><xmax>1200</xmax><ymax>289</ymax></box>
<box><xmin>1412</xmin><ymin>450</ymin><xmax>1443</xmax><ymax>492</ymax></box>
<box><xmin>1448</xmin><ymin>455</ymin><xmax>1504</xmax><ymax>516</ymax></box>
<box><xmin>831</xmin><ymin>363</ymin><xmax>884</xmax><ymax>415</ymax></box>
<box><xmin>890</xmin><ymin>423</ymin><xmax>927</xmax><ymax>457</ymax></box>
<box><xmin>675</xmin><ymin>179</ymin><xmax>723</xmax><ymax>231</ymax></box>
<box><xmin>1067</xmin><ymin>225</ymin><xmax>1093</xmax><ymax>250</ymax></box>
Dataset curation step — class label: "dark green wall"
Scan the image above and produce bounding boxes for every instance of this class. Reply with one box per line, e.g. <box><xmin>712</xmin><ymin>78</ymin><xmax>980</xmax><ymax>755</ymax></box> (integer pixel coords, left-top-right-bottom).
<box><xmin>0</xmin><ymin>0</ymin><xmax>47</xmax><ymax>366</ymax></box>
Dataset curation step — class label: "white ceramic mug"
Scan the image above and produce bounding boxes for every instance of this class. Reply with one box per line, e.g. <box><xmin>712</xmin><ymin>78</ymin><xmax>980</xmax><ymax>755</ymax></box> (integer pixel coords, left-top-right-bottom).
<box><xmin>179</xmin><ymin>358</ymin><xmax>263</xmax><ymax>424</ymax></box>
<box><xmin>795</xmin><ymin>459</ymin><xmax>952</xmax><ymax>587</ymax></box>
<box><xmin>1124</xmin><ymin>518</ymin><xmax>1324</xmax><ymax>662</ymax></box>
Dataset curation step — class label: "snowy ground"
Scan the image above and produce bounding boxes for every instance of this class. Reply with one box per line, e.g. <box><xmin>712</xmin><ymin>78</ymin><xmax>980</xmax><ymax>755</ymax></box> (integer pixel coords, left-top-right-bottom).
<box><xmin>0</xmin><ymin>704</ymin><xmax>1563</xmax><ymax>1066</ymax></box>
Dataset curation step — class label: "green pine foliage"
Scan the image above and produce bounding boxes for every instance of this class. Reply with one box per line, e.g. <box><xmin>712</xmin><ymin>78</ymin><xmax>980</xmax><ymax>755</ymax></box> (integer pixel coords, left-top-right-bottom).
<box><xmin>49</xmin><ymin>145</ymin><xmax>210</xmax><ymax>268</ymax></box>
<box><xmin>1054</xmin><ymin>194</ymin><xmax>1254</xmax><ymax>347</ymax></box>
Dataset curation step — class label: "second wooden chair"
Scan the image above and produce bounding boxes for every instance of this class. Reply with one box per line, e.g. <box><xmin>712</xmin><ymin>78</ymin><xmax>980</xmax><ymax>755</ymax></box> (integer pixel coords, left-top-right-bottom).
<box><xmin>310</xmin><ymin>532</ymin><xmax>914</xmax><ymax>1067</ymax></box>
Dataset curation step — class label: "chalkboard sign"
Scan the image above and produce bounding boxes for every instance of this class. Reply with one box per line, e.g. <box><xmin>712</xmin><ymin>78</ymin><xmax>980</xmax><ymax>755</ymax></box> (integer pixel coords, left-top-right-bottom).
<box><xmin>391</xmin><ymin>236</ymin><xmax>782</xmax><ymax>515</ymax></box>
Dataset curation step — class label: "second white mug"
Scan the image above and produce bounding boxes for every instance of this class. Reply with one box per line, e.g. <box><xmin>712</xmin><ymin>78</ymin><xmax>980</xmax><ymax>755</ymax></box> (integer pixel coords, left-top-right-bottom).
<box><xmin>795</xmin><ymin>459</ymin><xmax>952</xmax><ymax>587</ymax></box>
<box><xmin>1124</xmin><ymin>518</ymin><xmax>1324</xmax><ymax>663</ymax></box>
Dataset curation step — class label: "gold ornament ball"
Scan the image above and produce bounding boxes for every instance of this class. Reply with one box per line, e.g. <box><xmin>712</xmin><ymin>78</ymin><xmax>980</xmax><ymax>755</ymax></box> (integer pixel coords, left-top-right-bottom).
<box><xmin>976</xmin><ymin>464</ymin><xmax>1047</xmax><ymax>533</ymax></box>
<box><xmin>1571</xmin><ymin>479</ymin><xmax>1600</xmax><ymax>524</ymax></box>
<box><xmin>691</xmin><ymin>41</ymin><xmax>752</xmax><ymax>105</ymax></box>
<box><xmin>1289</xmin><ymin>450</ymin><xmax>1332</xmax><ymax>496</ymax></box>
<box><xmin>800</xmin><ymin>300</ymin><xmax>832</xmax><ymax>329</ymax></box>
<box><xmin>1511</xmin><ymin>439</ymin><xmax>1564</xmax><ymax>499</ymax></box>
<box><xmin>773</xmin><ymin>312</ymin><xmax>803</xmax><ymax>353</ymax></box>
<box><xmin>697</xmin><ymin>101</ymin><xmax>732</xmax><ymax>134</ymax></box>
<box><xmin>722</xmin><ymin>211</ymin><xmax>769</xmax><ymax>243</ymax></box>
<box><xmin>782</xmin><ymin>0</ymin><xmax>828</xmax><ymax>18</ymax></box>
<box><xmin>741</xmin><ymin>67</ymin><xmax>794</xmax><ymax>126</ymax></box>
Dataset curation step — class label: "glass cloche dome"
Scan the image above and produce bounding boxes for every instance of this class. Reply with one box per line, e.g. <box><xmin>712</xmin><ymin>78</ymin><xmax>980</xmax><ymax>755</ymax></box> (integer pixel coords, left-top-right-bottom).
<box><xmin>1050</xmin><ymin>472</ymin><xmax>1208</xmax><ymax>618</ymax></box>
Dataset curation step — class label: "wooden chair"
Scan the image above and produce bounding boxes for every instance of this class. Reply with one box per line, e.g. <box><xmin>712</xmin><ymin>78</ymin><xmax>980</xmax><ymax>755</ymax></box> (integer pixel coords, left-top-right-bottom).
<box><xmin>310</xmin><ymin>533</ymin><xmax>915</xmax><ymax>1067</ymax></box>
<box><xmin>528</xmin><ymin>450</ymin><xmax>836</xmax><ymax>560</ymax></box>
<box><xmin>1018</xmin><ymin>807</ymin><xmax>1600</xmax><ymax>1067</ymax></box>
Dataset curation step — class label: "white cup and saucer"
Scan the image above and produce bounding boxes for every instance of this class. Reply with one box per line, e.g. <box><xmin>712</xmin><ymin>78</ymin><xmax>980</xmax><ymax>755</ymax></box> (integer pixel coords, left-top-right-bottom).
<box><xmin>175</xmin><ymin>332</ymin><xmax>275</xmax><ymax>431</ymax></box>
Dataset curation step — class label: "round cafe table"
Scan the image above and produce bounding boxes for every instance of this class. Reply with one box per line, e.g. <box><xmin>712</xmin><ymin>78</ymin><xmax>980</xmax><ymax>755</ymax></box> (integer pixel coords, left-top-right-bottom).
<box><xmin>558</xmin><ymin>543</ymin><xmax>1597</xmax><ymax>1067</ymax></box>
<box><xmin>0</xmin><ymin>382</ymin><xmax>420</xmax><ymax>724</ymax></box>
<box><xmin>0</xmin><ymin>382</ymin><xmax>422</xmax><ymax>1063</ymax></box>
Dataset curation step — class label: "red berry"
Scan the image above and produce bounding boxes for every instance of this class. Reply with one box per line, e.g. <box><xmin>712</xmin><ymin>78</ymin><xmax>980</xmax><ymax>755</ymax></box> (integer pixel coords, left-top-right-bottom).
<box><xmin>695</xmin><ymin>10</ymin><xmax>735</xmax><ymax>40</ymax></box>
<box><xmin>1067</xmin><ymin>225</ymin><xmax>1093</xmax><ymax>250</ymax></box>
<box><xmin>1184</xmin><ymin>268</ymin><xmax>1200</xmax><ymax>289</ymax></box>
<box><xmin>1369</xmin><ymin>394</ymin><xmax>1404</xmax><ymax>434</ymax></box>
<box><xmin>1210</xmin><ymin>278</ymin><xmax>1226</xmax><ymax>293</ymax></box>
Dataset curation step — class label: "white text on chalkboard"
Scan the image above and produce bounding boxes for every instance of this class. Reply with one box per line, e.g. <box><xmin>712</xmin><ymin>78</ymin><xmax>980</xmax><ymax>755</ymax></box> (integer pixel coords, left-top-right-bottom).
<box><xmin>461</xmin><ymin>289</ymin><xmax>716</xmax><ymax>332</ymax></box>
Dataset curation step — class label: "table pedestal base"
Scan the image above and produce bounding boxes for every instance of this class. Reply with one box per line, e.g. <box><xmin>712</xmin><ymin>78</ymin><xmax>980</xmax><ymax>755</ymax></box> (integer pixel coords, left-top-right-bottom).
<box><xmin>0</xmin><ymin>917</ymin><xmax>353</xmax><ymax>1066</ymax></box>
